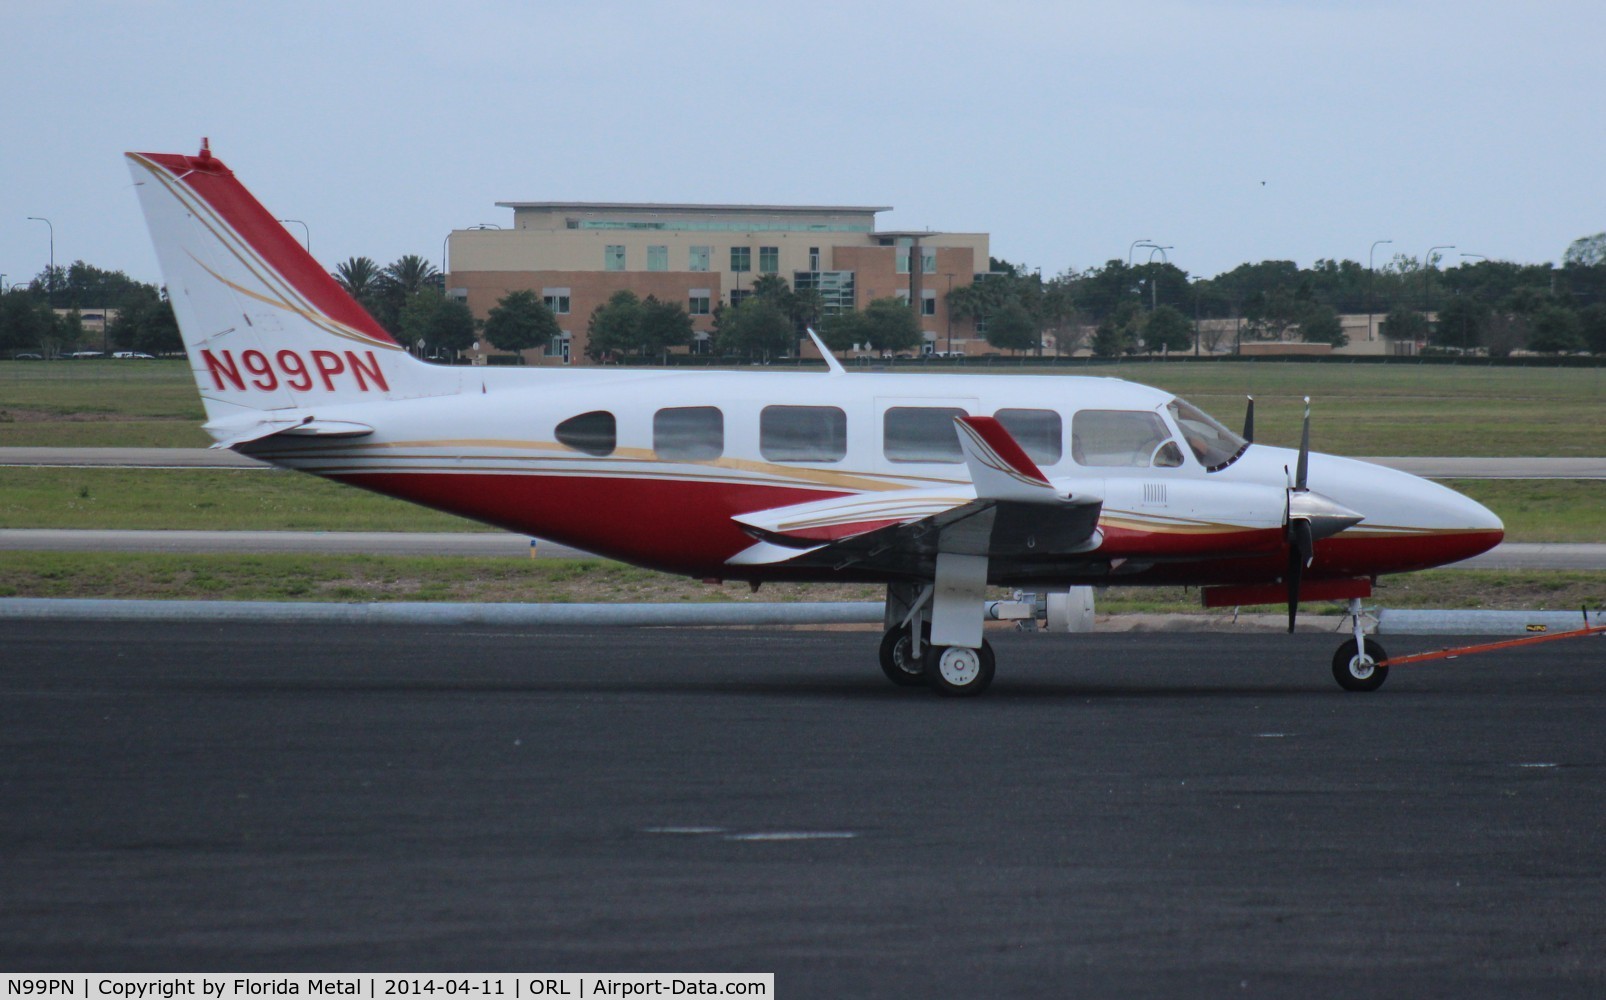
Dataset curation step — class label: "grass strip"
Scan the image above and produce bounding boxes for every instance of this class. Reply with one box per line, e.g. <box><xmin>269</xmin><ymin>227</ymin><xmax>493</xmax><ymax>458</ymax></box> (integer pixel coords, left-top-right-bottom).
<box><xmin>0</xmin><ymin>552</ymin><xmax>1598</xmax><ymax>614</ymax></box>
<box><xmin>0</xmin><ymin>467</ymin><xmax>485</xmax><ymax>532</ymax></box>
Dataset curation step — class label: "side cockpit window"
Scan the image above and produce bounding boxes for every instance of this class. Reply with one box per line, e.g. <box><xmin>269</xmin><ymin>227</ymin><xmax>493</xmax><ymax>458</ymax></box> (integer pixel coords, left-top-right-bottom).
<box><xmin>555</xmin><ymin>410</ymin><xmax>616</xmax><ymax>457</ymax></box>
<box><xmin>1072</xmin><ymin>410</ymin><xmax>1181</xmax><ymax>468</ymax></box>
<box><xmin>654</xmin><ymin>406</ymin><xmax>724</xmax><ymax>461</ymax></box>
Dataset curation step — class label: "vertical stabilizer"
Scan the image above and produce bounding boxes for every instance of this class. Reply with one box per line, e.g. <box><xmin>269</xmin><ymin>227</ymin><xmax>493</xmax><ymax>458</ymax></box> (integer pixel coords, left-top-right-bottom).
<box><xmin>126</xmin><ymin>143</ymin><xmax>457</xmax><ymax>441</ymax></box>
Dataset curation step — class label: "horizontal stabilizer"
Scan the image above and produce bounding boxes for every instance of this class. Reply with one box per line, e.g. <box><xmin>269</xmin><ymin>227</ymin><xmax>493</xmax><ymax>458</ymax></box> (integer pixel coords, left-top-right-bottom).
<box><xmin>206</xmin><ymin>416</ymin><xmax>374</xmax><ymax>449</ymax></box>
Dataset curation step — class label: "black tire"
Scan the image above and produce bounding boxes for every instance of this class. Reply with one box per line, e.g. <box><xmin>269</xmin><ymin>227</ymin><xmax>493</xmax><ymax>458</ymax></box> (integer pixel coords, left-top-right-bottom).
<box><xmin>1332</xmin><ymin>637</ymin><xmax>1389</xmax><ymax>692</ymax></box>
<box><xmin>878</xmin><ymin>623</ymin><xmax>930</xmax><ymax>687</ymax></box>
<box><xmin>925</xmin><ymin>639</ymin><xmax>996</xmax><ymax>697</ymax></box>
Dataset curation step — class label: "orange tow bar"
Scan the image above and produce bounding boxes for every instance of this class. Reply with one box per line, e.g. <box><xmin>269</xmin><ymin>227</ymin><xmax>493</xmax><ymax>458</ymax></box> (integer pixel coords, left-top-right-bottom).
<box><xmin>1379</xmin><ymin>612</ymin><xmax>1605</xmax><ymax>668</ymax></box>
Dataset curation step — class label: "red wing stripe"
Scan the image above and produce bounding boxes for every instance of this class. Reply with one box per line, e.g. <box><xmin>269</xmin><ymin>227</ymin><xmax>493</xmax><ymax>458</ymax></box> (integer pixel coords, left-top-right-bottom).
<box><xmin>957</xmin><ymin>416</ymin><xmax>1049</xmax><ymax>485</ymax></box>
<box><xmin>131</xmin><ymin>149</ymin><xmax>397</xmax><ymax>345</ymax></box>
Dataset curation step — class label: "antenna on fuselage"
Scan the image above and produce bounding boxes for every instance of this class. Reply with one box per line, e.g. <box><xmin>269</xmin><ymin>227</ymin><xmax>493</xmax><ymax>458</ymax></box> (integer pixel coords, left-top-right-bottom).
<box><xmin>1242</xmin><ymin>396</ymin><xmax>1255</xmax><ymax>444</ymax></box>
<box><xmin>806</xmin><ymin>327</ymin><xmax>846</xmax><ymax>376</ymax></box>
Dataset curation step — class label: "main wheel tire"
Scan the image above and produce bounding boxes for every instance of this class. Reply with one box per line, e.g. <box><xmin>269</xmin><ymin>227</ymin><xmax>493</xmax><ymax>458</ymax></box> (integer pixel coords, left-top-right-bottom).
<box><xmin>878</xmin><ymin>623</ymin><xmax>931</xmax><ymax>687</ymax></box>
<box><xmin>926</xmin><ymin>640</ymin><xmax>996</xmax><ymax>697</ymax></box>
<box><xmin>1332</xmin><ymin>637</ymin><xmax>1389</xmax><ymax>692</ymax></box>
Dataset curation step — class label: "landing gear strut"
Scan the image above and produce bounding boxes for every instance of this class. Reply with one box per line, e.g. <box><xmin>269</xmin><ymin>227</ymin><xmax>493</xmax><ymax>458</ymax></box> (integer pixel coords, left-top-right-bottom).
<box><xmin>880</xmin><ymin>578</ymin><xmax>996</xmax><ymax>696</ymax></box>
<box><xmin>1332</xmin><ymin>597</ymin><xmax>1388</xmax><ymax>692</ymax></box>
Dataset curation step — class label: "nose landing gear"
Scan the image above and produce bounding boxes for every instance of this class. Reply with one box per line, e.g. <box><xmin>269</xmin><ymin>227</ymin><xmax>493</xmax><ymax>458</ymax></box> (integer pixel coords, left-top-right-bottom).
<box><xmin>1332</xmin><ymin>636</ymin><xmax>1389</xmax><ymax>692</ymax></box>
<box><xmin>1333</xmin><ymin>597</ymin><xmax>1388</xmax><ymax>691</ymax></box>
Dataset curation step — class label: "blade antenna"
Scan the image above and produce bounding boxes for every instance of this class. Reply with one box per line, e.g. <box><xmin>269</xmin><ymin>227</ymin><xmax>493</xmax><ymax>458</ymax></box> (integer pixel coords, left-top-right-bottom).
<box><xmin>806</xmin><ymin>327</ymin><xmax>845</xmax><ymax>376</ymax></box>
<box><xmin>1242</xmin><ymin>396</ymin><xmax>1255</xmax><ymax>444</ymax></box>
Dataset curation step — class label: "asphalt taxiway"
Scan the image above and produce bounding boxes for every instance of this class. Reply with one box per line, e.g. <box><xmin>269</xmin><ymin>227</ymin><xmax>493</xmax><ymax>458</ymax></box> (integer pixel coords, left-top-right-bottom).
<box><xmin>3</xmin><ymin>622</ymin><xmax>1603</xmax><ymax>994</ymax></box>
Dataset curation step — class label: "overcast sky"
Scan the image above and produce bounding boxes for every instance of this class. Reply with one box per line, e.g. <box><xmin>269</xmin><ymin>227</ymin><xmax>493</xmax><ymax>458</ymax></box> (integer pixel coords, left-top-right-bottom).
<box><xmin>2</xmin><ymin>0</ymin><xmax>1601</xmax><ymax>292</ymax></box>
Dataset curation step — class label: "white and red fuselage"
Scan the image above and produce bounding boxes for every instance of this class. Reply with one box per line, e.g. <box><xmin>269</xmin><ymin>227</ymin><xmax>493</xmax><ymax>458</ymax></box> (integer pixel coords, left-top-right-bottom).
<box><xmin>127</xmin><ymin>145</ymin><xmax>1504</xmax><ymax>606</ymax></box>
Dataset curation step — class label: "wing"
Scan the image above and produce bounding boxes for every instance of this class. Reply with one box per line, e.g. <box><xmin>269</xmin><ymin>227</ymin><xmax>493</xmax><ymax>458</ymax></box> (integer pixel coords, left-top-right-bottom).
<box><xmin>727</xmin><ymin>416</ymin><xmax>1104</xmax><ymax>577</ymax></box>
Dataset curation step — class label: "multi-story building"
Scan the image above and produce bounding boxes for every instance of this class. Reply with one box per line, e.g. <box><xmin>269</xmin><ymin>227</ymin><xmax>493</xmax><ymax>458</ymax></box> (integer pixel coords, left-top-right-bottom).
<box><xmin>446</xmin><ymin>202</ymin><xmax>990</xmax><ymax>364</ymax></box>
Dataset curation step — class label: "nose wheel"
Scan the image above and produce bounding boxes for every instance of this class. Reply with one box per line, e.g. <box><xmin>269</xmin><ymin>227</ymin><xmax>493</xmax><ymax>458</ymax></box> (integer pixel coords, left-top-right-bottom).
<box><xmin>1332</xmin><ymin>637</ymin><xmax>1389</xmax><ymax>692</ymax></box>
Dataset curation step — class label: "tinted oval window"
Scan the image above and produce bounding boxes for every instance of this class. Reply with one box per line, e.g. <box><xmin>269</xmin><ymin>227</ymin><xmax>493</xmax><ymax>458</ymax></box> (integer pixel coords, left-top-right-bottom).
<box><xmin>555</xmin><ymin>410</ymin><xmax>616</xmax><ymax>457</ymax></box>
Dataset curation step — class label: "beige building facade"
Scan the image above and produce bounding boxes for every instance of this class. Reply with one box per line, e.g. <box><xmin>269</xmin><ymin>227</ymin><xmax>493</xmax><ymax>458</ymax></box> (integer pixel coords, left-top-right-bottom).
<box><xmin>447</xmin><ymin>202</ymin><xmax>990</xmax><ymax>364</ymax></box>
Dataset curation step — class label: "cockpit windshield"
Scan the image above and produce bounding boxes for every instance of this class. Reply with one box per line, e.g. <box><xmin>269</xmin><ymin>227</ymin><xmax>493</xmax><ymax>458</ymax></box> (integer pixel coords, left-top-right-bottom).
<box><xmin>1167</xmin><ymin>397</ymin><xmax>1248</xmax><ymax>471</ymax></box>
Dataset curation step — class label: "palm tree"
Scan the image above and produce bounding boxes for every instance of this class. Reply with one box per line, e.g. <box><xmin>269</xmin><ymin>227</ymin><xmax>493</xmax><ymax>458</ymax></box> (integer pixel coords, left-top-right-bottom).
<box><xmin>333</xmin><ymin>257</ymin><xmax>382</xmax><ymax>301</ymax></box>
<box><xmin>382</xmin><ymin>255</ymin><xmax>441</xmax><ymax>297</ymax></box>
<box><xmin>369</xmin><ymin>255</ymin><xmax>443</xmax><ymax>335</ymax></box>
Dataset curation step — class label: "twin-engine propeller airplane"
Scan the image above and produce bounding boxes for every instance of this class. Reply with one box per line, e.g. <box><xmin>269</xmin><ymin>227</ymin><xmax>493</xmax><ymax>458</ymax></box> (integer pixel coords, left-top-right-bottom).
<box><xmin>127</xmin><ymin>142</ymin><xmax>1505</xmax><ymax>696</ymax></box>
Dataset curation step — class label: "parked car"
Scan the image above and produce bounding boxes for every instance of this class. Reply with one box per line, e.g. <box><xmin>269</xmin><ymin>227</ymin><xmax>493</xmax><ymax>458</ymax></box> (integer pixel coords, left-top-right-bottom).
<box><xmin>13</xmin><ymin>352</ymin><xmax>43</xmax><ymax>360</ymax></box>
<box><xmin>112</xmin><ymin>351</ymin><xmax>156</xmax><ymax>359</ymax></box>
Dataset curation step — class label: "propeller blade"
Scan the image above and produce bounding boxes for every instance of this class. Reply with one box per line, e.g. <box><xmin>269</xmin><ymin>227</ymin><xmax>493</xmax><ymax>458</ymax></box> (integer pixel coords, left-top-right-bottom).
<box><xmin>1285</xmin><ymin>518</ymin><xmax>1314</xmax><ymax>633</ymax></box>
<box><xmin>1286</xmin><ymin>541</ymin><xmax>1303</xmax><ymax>633</ymax></box>
<box><xmin>1295</xmin><ymin>397</ymin><xmax>1311</xmax><ymax>491</ymax></box>
<box><xmin>1242</xmin><ymin>396</ymin><xmax>1255</xmax><ymax>444</ymax></box>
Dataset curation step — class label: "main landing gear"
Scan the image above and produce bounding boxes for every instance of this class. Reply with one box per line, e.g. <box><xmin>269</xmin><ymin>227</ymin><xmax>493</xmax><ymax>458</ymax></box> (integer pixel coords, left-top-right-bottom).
<box><xmin>882</xmin><ymin>572</ymin><xmax>997</xmax><ymax>696</ymax></box>
<box><xmin>877</xmin><ymin>620</ymin><xmax>997</xmax><ymax>696</ymax></box>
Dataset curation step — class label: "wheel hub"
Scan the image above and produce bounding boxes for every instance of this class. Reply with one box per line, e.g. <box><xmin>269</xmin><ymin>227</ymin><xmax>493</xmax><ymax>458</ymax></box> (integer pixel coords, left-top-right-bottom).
<box><xmin>1348</xmin><ymin>655</ymin><xmax>1375</xmax><ymax>680</ymax></box>
<box><xmin>938</xmin><ymin>647</ymin><xmax>981</xmax><ymax>686</ymax></box>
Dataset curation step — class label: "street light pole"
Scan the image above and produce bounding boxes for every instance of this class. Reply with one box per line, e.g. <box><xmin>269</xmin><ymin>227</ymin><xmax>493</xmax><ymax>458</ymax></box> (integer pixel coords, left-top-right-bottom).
<box><xmin>1146</xmin><ymin>245</ymin><xmax>1172</xmax><ymax>312</ymax></box>
<box><xmin>27</xmin><ymin>217</ymin><xmax>53</xmax><ymax>305</ymax></box>
<box><xmin>1368</xmin><ymin>239</ymin><xmax>1392</xmax><ymax>342</ymax></box>
<box><xmin>1458</xmin><ymin>254</ymin><xmax>1487</xmax><ymax>352</ymax></box>
<box><xmin>1128</xmin><ymin>239</ymin><xmax>1153</xmax><ymax>267</ymax></box>
<box><xmin>1424</xmin><ymin>244</ymin><xmax>1455</xmax><ymax>313</ymax></box>
<box><xmin>279</xmin><ymin>219</ymin><xmax>310</xmax><ymax>253</ymax></box>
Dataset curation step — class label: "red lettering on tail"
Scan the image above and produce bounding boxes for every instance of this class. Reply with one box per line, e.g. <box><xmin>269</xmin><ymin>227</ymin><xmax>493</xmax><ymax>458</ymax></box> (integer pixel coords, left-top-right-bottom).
<box><xmin>241</xmin><ymin>349</ymin><xmax>278</xmax><ymax>390</ymax></box>
<box><xmin>310</xmin><ymin>350</ymin><xmax>346</xmax><ymax>390</ymax></box>
<box><xmin>201</xmin><ymin>349</ymin><xmax>246</xmax><ymax>391</ymax></box>
<box><xmin>196</xmin><ymin>349</ymin><xmax>388</xmax><ymax>393</ymax></box>
<box><xmin>346</xmin><ymin>351</ymin><xmax>389</xmax><ymax>392</ymax></box>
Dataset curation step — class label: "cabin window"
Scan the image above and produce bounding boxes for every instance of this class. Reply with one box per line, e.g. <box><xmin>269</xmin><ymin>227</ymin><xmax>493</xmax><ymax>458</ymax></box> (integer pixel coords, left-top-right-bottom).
<box><xmin>1072</xmin><ymin>410</ymin><xmax>1181</xmax><ymax>468</ymax></box>
<box><xmin>1168</xmin><ymin>397</ymin><xmax>1247</xmax><ymax>471</ymax></box>
<box><xmin>555</xmin><ymin>410</ymin><xmax>616</xmax><ymax>457</ymax></box>
<box><xmin>761</xmin><ymin>405</ymin><xmax>847</xmax><ymax>463</ymax></box>
<box><xmin>654</xmin><ymin>406</ymin><xmax>724</xmax><ymax>461</ymax></box>
<box><xmin>884</xmin><ymin>406</ymin><xmax>966</xmax><ymax>463</ymax></box>
<box><xmin>993</xmin><ymin>408</ymin><xmax>1062</xmax><ymax>465</ymax></box>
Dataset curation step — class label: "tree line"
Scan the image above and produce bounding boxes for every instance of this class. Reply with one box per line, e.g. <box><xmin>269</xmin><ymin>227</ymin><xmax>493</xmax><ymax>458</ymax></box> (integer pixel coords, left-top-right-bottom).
<box><xmin>946</xmin><ymin>231</ymin><xmax>1606</xmax><ymax>357</ymax></box>
<box><xmin>8</xmin><ymin>232</ymin><xmax>1605</xmax><ymax>360</ymax></box>
<box><xmin>0</xmin><ymin>262</ymin><xmax>180</xmax><ymax>357</ymax></box>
